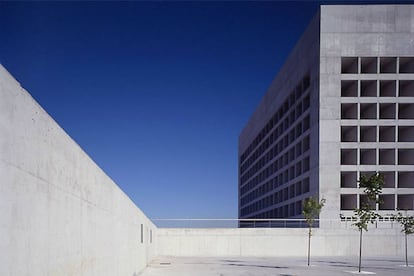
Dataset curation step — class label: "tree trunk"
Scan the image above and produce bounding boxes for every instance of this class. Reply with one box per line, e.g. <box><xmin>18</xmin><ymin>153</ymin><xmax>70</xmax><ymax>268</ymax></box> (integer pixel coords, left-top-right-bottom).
<box><xmin>405</xmin><ymin>233</ymin><xmax>408</xmax><ymax>267</ymax></box>
<box><xmin>359</xmin><ymin>229</ymin><xmax>362</xmax><ymax>273</ymax></box>
<box><xmin>307</xmin><ymin>227</ymin><xmax>311</xmax><ymax>266</ymax></box>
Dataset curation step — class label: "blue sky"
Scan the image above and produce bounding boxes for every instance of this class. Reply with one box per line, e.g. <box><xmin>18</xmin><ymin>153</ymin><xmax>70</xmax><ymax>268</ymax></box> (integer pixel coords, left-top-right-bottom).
<box><xmin>0</xmin><ymin>0</ymin><xmax>395</xmax><ymax>219</ymax></box>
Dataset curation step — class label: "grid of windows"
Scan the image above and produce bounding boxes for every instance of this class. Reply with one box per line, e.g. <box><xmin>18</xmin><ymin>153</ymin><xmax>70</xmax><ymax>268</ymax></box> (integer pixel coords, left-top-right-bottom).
<box><xmin>239</xmin><ymin>74</ymin><xmax>312</xmax><ymax>219</ymax></box>
<box><xmin>340</xmin><ymin>56</ymin><xmax>414</xmax><ymax>211</ymax></box>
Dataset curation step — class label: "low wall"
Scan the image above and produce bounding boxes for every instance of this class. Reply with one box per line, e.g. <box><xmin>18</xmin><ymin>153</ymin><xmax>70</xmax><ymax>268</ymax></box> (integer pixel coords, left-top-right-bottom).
<box><xmin>0</xmin><ymin>65</ymin><xmax>157</xmax><ymax>276</ymax></box>
<box><xmin>157</xmin><ymin>227</ymin><xmax>413</xmax><ymax>257</ymax></box>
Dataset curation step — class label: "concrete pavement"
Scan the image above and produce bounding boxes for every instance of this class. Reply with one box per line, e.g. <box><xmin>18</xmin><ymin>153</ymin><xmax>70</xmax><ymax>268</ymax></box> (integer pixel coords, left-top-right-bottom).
<box><xmin>139</xmin><ymin>256</ymin><xmax>414</xmax><ymax>276</ymax></box>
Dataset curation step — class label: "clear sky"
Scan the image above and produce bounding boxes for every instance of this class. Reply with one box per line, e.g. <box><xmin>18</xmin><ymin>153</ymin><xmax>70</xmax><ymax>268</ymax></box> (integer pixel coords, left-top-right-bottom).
<box><xmin>0</xmin><ymin>0</ymin><xmax>402</xmax><ymax>220</ymax></box>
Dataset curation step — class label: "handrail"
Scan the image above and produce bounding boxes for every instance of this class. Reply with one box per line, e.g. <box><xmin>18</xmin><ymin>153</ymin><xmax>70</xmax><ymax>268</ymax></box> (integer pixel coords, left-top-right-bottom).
<box><xmin>151</xmin><ymin>217</ymin><xmax>399</xmax><ymax>229</ymax></box>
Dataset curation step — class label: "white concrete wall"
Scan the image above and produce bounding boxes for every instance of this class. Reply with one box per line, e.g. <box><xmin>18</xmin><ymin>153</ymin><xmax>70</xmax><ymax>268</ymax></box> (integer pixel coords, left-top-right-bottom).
<box><xmin>0</xmin><ymin>65</ymin><xmax>157</xmax><ymax>276</ymax></box>
<box><xmin>157</xmin><ymin>227</ymin><xmax>414</xmax><ymax>257</ymax></box>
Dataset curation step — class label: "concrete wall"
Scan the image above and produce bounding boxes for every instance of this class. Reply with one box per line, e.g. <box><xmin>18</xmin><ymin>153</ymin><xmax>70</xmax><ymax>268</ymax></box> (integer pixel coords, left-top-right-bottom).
<box><xmin>0</xmin><ymin>65</ymin><xmax>157</xmax><ymax>276</ymax></box>
<box><xmin>157</xmin><ymin>227</ymin><xmax>414</xmax><ymax>257</ymax></box>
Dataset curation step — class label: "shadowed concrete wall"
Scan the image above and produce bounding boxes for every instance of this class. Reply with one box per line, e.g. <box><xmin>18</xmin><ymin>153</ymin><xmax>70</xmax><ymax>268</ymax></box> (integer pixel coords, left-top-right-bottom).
<box><xmin>157</xmin><ymin>227</ymin><xmax>413</xmax><ymax>257</ymax></box>
<box><xmin>0</xmin><ymin>65</ymin><xmax>157</xmax><ymax>275</ymax></box>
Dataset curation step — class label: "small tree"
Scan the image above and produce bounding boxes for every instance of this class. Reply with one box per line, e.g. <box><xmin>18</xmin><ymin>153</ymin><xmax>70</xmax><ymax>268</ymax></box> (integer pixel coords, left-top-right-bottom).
<box><xmin>393</xmin><ymin>211</ymin><xmax>414</xmax><ymax>267</ymax></box>
<box><xmin>302</xmin><ymin>197</ymin><xmax>326</xmax><ymax>266</ymax></box>
<box><xmin>353</xmin><ymin>172</ymin><xmax>384</xmax><ymax>273</ymax></box>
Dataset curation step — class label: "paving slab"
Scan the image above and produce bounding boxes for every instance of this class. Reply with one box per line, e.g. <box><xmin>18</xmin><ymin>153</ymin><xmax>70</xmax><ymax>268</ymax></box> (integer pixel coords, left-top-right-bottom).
<box><xmin>139</xmin><ymin>256</ymin><xmax>414</xmax><ymax>276</ymax></box>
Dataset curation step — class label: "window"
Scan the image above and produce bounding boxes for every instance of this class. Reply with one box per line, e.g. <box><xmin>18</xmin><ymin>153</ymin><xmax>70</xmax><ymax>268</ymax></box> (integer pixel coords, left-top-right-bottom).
<box><xmin>341</xmin><ymin>104</ymin><xmax>358</xmax><ymax>119</ymax></box>
<box><xmin>380</xmin><ymin>80</ymin><xmax>396</xmax><ymax>97</ymax></box>
<box><xmin>341</xmin><ymin>57</ymin><xmax>358</xmax><ymax>73</ymax></box>
<box><xmin>361</xmin><ymin>57</ymin><xmax>377</xmax><ymax>74</ymax></box>
<box><xmin>399</xmin><ymin>57</ymin><xmax>414</xmax><ymax>73</ymax></box>
<box><xmin>398</xmin><ymin>195</ymin><xmax>414</xmax><ymax>210</ymax></box>
<box><xmin>341</xmin><ymin>126</ymin><xmax>357</xmax><ymax>142</ymax></box>
<box><xmin>399</xmin><ymin>103</ymin><xmax>414</xmax><ymax>119</ymax></box>
<box><xmin>379</xmin><ymin>126</ymin><xmax>395</xmax><ymax>142</ymax></box>
<box><xmin>360</xmin><ymin>194</ymin><xmax>376</xmax><ymax>209</ymax></box>
<box><xmin>399</xmin><ymin>80</ymin><xmax>414</xmax><ymax>97</ymax></box>
<box><xmin>379</xmin><ymin>195</ymin><xmax>395</xmax><ymax>210</ymax></box>
<box><xmin>341</xmin><ymin>80</ymin><xmax>358</xmax><ymax>97</ymax></box>
<box><xmin>361</xmin><ymin>80</ymin><xmax>377</xmax><ymax>97</ymax></box>
<box><xmin>379</xmin><ymin>103</ymin><xmax>396</xmax><ymax>119</ymax></box>
<box><xmin>360</xmin><ymin>126</ymin><xmax>376</xmax><ymax>142</ymax></box>
<box><xmin>360</xmin><ymin>103</ymin><xmax>377</xmax><ymax>119</ymax></box>
<box><xmin>303</xmin><ymin>157</ymin><xmax>310</xmax><ymax>172</ymax></box>
<box><xmin>341</xmin><ymin>171</ymin><xmax>357</xmax><ymax>188</ymax></box>
<box><xmin>398</xmin><ymin>172</ymin><xmax>414</xmax><ymax>188</ymax></box>
<box><xmin>398</xmin><ymin>149</ymin><xmax>414</xmax><ymax>165</ymax></box>
<box><xmin>341</xmin><ymin>194</ymin><xmax>357</xmax><ymax>210</ymax></box>
<box><xmin>398</xmin><ymin>126</ymin><xmax>414</xmax><ymax>142</ymax></box>
<box><xmin>380</xmin><ymin>57</ymin><xmax>397</xmax><ymax>73</ymax></box>
<box><xmin>141</xmin><ymin>224</ymin><xmax>144</xmax><ymax>244</ymax></box>
<box><xmin>341</xmin><ymin>149</ymin><xmax>357</xmax><ymax>165</ymax></box>
<box><xmin>379</xmin><ymin>149</ymin><xmax>395</xmax><ymax>165</ymax></box>
<box><xmin>381</xmin><ymin>171</ymin><xmax>395</xmax><ymax>188</ymax></box>
<box><xmin>360</xmin><ymin>149</ymin><xmax>376</xmax><ymax>165</ymax></box>
<box><xmin>302</xmin><ymin>178</ymin><xmax>310</xmax><ymax>193</ymax></box>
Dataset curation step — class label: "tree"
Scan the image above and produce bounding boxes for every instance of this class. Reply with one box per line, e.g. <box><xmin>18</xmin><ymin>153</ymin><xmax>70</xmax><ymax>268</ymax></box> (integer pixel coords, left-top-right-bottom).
<box><xmin>302</xmin><ymin>196</ymin><xmax>326</xmax><ymax>266</ymax></box>
<box><xmin>393</xmin><ymin>211</ymin><xmax>414</xmax><ymax>267</ymax></box>
<box><xmin>353</xmin><ymin>172</ymin><xmax>384</xmax><ymax>273</ymax></box>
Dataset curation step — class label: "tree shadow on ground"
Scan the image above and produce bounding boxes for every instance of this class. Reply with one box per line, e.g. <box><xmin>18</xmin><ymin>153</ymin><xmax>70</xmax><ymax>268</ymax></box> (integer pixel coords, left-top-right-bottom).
<box><xmin>221</xmin><ymin>259</ymin><xmax>245</xmax><ymax>263</ymax></box>
<box><xmin>225</xmin><ymin>263</ymin><xmax>289</xmax><ymax>269</ymax></box>
<box><xmin>314</xmin><ymin>260</ymin><xmax>401</xmax><ymax>271</ymax></box>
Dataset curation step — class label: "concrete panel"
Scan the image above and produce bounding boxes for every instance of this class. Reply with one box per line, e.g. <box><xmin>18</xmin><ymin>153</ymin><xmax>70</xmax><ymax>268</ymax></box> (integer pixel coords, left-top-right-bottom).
<box><xmin>0</xmin><ymin>65</ymin><xmax>157</xmax><ymax>276</ymax></box>
<box><xmin>320</xmin><ymin>5</ymin><xmax>407</xmax><ymax>33</ymax></box>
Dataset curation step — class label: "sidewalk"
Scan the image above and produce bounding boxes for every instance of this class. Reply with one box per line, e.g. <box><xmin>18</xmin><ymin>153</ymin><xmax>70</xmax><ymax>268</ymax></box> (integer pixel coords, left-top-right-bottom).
<box><xmin>139</xmin><ymin>256</ymin><xmax>414</xmax><ymax>276</ymax></box>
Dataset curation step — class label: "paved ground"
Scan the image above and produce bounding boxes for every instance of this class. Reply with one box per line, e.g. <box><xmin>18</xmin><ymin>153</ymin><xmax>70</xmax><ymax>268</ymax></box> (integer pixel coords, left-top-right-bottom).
<box><xmin>139</xmin><ymin>256</ymin><xmax>414</xmax><ymax>276</ymax></box>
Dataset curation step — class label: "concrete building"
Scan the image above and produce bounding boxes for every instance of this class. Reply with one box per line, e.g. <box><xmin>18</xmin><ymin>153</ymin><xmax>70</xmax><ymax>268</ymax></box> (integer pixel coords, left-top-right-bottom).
<box><xmin>2</xmin><ymin>4</ymin><xmax>414</xmax><ymax>275</ymax></box>
<box><xmin>238</xmin><ymin>5</ymin><xmax>414</xmax><ymax>225</ymax></box>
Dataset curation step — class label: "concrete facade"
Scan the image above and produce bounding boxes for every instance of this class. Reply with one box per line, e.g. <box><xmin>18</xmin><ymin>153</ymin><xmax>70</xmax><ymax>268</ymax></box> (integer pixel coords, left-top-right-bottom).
<box><xmin>320</xmin><ymin>5</ymin><xmax>414</xmax><ymax>223</ymax></box>
<box><xmin>238</xmin><ymin>10</ymin><xmax>320</xmax><ymax>221</ymax></box>
<box><xmin>0</xmin><ymin>65</ymin><xmax>157</xmax><ymax>275</ymax></box>
<box><xmin>238</xmin><ymin>5</ymin><xmax>414</xmax><ymax>224</ymax></box>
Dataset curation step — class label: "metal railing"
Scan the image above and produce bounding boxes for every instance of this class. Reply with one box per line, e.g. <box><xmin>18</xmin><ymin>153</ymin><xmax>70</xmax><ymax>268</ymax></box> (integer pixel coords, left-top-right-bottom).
<box><xmin>151</xmin><ymin>217</ymin><xmax>399</xmax><ymax>229</ymax></box>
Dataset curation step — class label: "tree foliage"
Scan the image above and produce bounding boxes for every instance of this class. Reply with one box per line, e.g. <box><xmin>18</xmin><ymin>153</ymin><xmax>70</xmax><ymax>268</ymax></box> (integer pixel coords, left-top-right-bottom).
<box><xmin>353</xmin><ymin>173</ymin><xmax>384</xmax><ymax>231</ymax></box>
<box><xmin>359</xmin><ymin>173</ymin><xmax>384</xmax><ymax>202</ymax></box>
<box><xmin>393</xmin><ymin>211</ymin><xmax>414</xmax><ymax>266</ymax></box>
<box><xmin>302</xmin><ymin>196</ymin><xmax>326</xmax><ymax>267</ymax></box>
<box><xmin>303</xmin><ymin>197</ymin><xmax>326</xmax><ymax>230</ymax></box>
<box><xmin>394</xmin><ymin>212</ymin><xmax>414</xmax><ymax>235</ymax></box>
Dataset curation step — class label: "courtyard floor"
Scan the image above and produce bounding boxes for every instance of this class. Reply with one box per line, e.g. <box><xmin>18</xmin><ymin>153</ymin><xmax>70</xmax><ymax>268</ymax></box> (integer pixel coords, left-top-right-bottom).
<box><xmin>139</xmin><ymin>256</ymin><xmax>414</xmax><ymax>276</ymax></box>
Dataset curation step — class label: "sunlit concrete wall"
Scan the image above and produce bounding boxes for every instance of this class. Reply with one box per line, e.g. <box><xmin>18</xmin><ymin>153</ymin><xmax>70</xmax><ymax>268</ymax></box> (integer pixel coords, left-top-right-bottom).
<box><xmin>319</xmin><ymin>4</ymin><xmax>414</xmax><ymax>225</ymax></box>
<box><xmin>0</xmin><ymin>65</ymin><xmax>157</xmax><ymax>276</ymax></box>
<box><xmin>157</xmin><ymin>227</ymin><xmax>413</xmax><ymax>257</ymax></box>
